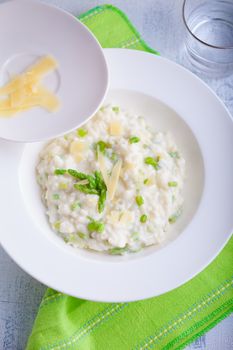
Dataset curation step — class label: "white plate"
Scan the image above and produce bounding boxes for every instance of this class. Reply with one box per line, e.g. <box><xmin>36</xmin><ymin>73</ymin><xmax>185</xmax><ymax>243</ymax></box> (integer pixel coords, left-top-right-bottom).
<box><xmin>0</xmin><ymin>0</ymin><xmax>108</xmax><ymax>142</ymax></box>
<box><xmin>1</xmin><ymin>49</ymin><xmax>233</xmax><ymax>302</ymax></box>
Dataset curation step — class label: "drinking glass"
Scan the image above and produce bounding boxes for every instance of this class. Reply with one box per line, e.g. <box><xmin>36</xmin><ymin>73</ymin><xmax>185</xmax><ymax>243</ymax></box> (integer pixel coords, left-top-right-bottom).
<box><xmin>182</xmin><ymin>0</ymin><xmax>233</xmax><ymax>77</ymax></box>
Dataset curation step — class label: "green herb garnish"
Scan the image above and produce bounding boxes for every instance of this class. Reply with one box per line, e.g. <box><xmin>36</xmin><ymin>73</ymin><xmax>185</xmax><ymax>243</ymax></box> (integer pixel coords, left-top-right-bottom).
<box><xmin>105</xmin><ymin>150</ymin><xmax>118</xmax><ymax>162</ymax></box>
<box><xmin>109</xmin><ymin>246</ymin><xmax>128</xmax><ymax>255</ymax></box>
<box><xmin>54</xmin><ymin>169</ymin><xmax>67</xmax><ymax>175</ymax></box>
<box><xmin>94</xmin><ymin>170</ymin><xmax>107</xmax><ymax>213</ymax></box>
<box><xmin>110</xmin><ymin>152</ymin><xmax>117</xmax><ymax>161</ymax></box>
<box><xmin>169</xmin><ymin>151</ymin><xmax>180</xmax><ymax>159</ymax></box>
<box><xmin>98</xmin><ymin>188</ymin><xmax>107</xmax><ymax>213</ymax></box>
<box><xmin>54</xmin><ymin>169</ymin><xmax>107</xmax><ymax>213</ymax></box>
<box><xmin>168</xmin><ymin>215</ymin><xmax>177</xmax><ymax>224</ymax></box>
<box><xmin>94</xmin><ymin>170</ymin><xmax>105</xmax><ymax>190</ymax></box>
<box><xmin>68</xmin><ymin>169</ymin><xmax>96</xmax><ymax>188</ymax></box>
<box><xmin>112</xmin><ymin>106</ymin><xmax>120</xmax><ymax>113</ymax></box>
<box><xmin>131</xmin><ymin>232</ymin><xmax>139</xmax><ymax>241</ymax></box>
<box><xmin>59</xmin><ymin>182</ymin><xmax>68</xmax><ymax>190</ymax></box>
<box><xmin>77</xmin><ymin>231</ymin><xmax>88</xmax><ymax>239</ymax></box>
<box><xmin>129</xmin><ymin>136</ymin><xmax>140</xmax><ymax>144</ymax></box>
<box><xmin>144</xmin><ymin>156</ymin><xmax>160</xmax><ymax>170</ymax></box>
<box><xmin>73</xmin><ymin>184</ymin><xmax>98</xmax><ymax>195</ymax></box>
<box><xmin>87</xmin><ymin>219</ymin><xmax>105</xmax><ymax>233</ymax></box>
<box><xmin>68</xmin><ymin>234</ymin><xmax>78</xmax><ymax>243</ymax></box>
<box><xmin>63</xmin><ymin>236</ymin><xmax>69</xmax><ymax>243</ymax></box>
<box><xmin>168</xmin><ymin>209</ymin><xmax>182</xmax><ymax>224</ymax></box>
<box><xmin>52</xmin><ymin>193</ymin><xmax>60</xmax><ymax>200</ymax></box>
<box><xmin>136</xmin><ymin>195</ymin><xmax>144</xmax><ymax>206</ymax></box>
<box><xmin>54</xmin><ymin>221</ymin><xmax>61</xmax><ymax>230</ymax></box>
<box><xmin>77</xmin><ymin>128</ymin><xmax>88</xmax><ymax>137</ymax></box>
<box><xmin>144</xmin><ymin>178</ymin><xmax>149</xmax><ymax>185</ymax></box>
<box><xmin>70</xmin><ymin>201</ymin><xmax>81</xmax><ymax>211</ymax></box>
<box><xmin>168</xmin><ymin>181</ymin><xmax>178</xmax><ymax>187</ymax></box>
<box><xmin>69</xmin><ymin>169</ymin><xmax>107</xmax><ymax>213</ymax></box>
<box><xmin>140</xmin><ymin>214</ymin><xmax>148</xmax><ymax>223</ymax></box>
<box><xmin>95</xmin><ymin>140</ymin><xmax>111</xmax><ymax>155</ymax></box>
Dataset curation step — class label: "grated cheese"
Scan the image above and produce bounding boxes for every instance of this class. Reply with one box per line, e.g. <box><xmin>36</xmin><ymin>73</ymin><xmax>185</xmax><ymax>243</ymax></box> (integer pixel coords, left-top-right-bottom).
<box><xmin>74</xmin><ymin>153</ymin><xmax>84</xmax><ymax>163</ymax></box>
<box><xmin>70</xmin><ymin>141</ymin><xmax>87</xmax><ymax>154</ymax></box>
<box><xmin>109</xmin><ymin>121</ymin><xmax>122</xmax><ymax>136</ymax></box>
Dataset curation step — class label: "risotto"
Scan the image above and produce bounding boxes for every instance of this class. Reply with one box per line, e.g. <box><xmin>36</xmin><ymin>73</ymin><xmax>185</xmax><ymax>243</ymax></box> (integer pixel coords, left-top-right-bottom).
<box><xmin>36</xmin><ymin>105</ymin><xmax>185</xmax><ymax>254</ymax></box>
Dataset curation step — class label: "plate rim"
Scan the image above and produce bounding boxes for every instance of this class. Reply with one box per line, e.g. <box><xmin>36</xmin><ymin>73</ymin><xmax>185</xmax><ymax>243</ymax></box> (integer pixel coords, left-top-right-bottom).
<box><xmin>0</xmin><ymin>48</ymin><xmax>233</xmax><ymax>302</ymax></box>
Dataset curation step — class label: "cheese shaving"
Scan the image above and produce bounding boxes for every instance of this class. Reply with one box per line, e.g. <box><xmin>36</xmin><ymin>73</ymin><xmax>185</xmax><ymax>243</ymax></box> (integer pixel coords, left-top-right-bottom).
<box><xmin>10</xmin><ymin>86</ymin><xmax>28</xmax><ymax>108</ymax></box>
<box><xmin>35</xmin><ymin>85</ymin><xmax>60</xmax><ymax>112</ymax></box>
<box><xmin>97</xmin><ymin>149</ymin><xmax>109</xmax><ymax>185</ymax></box>
<box><xmin>0</xmin><ymin>55</ymin><xmax>59</xmax><ymax>117</ymax></box>
<box><xmin>70</xmin><ymin>141</ymin><xmax>87</xmax><ymax>164</ymax></box>
<box><xmin>109</xmin><ymin>121</ymin><xmax>122</xmax><ymax>136</ymax></box>
<box><xmin>0</xmin><ymin>88</ymin><xmax>59</xmax><ymax>113</ymax></box>
<box><xmin>121</xmin><ymin>162</ymin><xmax>134</xmax><ymax>176</ymax></box>
<box><xmin>0</xmin><ymin>75</ymin><xmax>37</xmax><ymax>96</ymax></box>
<box><xmin>70</xmin><ymin>141</ymin><xmax>87</xmax><ymax>155</ymax></box>
<box><xmin>107</xmin><ymin>159</ymin><xmax>122</xmax><ymax>200</ymax></box>
<box><xmin>27</xmin><ymin>55</ymin><xmax>58</xmax><ymax>79</ymax></box>
<box><xmin>74</xmin><ymin>153</ymin><xmax>84</xmax><ymax>163</ymax></box>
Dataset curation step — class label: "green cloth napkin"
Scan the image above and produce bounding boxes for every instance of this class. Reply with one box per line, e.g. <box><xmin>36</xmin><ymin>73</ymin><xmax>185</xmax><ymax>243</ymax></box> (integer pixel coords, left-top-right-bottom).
<box><xmin>26</xmin><ymin>5</ymin><xmax>233</xmax><ymax>350</ymax></box>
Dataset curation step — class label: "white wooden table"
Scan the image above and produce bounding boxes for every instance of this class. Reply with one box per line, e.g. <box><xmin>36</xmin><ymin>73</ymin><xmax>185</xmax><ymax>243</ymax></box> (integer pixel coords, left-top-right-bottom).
<box><xmin>0</xmin><ymin>0</ymin><xmax>232</xmax><ymax>349</ymax></box>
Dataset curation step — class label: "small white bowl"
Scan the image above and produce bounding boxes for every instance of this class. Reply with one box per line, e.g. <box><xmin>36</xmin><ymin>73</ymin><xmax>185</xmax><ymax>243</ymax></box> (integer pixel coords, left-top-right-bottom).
<box><xmin>0</xmin><ymin>0</ymin><xmax>108</xmax><ymax>142</ymax></box>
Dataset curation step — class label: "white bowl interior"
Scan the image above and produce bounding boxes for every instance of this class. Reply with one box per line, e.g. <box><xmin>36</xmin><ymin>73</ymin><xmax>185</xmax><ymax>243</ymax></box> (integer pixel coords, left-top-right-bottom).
<box><xmin>0</xmin><ymin>0</ymin><xmax>108</xmax><ymax>142</ymax></box>
<box><xmin>18</xmin><ymin>89</ymin><xmax>204</xmax><ymax>262</ymax></box>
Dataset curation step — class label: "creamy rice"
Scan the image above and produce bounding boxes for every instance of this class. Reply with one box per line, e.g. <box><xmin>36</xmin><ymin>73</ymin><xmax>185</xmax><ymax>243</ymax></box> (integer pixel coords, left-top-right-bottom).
<box><xmin>36</xmin><ymin>105</ymin><xmax>185</xmax><ymax>254</ymax></box>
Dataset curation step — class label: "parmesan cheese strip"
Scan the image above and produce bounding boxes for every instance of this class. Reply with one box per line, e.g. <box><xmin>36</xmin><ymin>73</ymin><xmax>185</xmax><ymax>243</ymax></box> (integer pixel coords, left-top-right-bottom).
<box><xmin>70</xmin><ymin>140</ymin><xmax>87</xmax><ymax>154</ymax></box>
<box><xmin>27</xmin><ymin>55</ymin><xmax>58</xmax><ymax>79</ymax></box>
<box><xmin>10</xmin><ymin>82</ymin><xmax>37</xmax><ymax>108</ymax></box>
<box><xmin>10</xmin><ymin>87</ymin><xmax>27</xmax><ymax>108</ymax></box>
<box><xmin>0</xmin><ymin>56</ymin><xmax>57</xmax><ymax>96</ymax></box>
<box><xmin>0</xmin><ymin>97</ymin><xmax>31</xmax><ymax>115</ymax></box>
<box><xmin>98</xmin><ymin>150</ymin><xmax>122</xmax><ymax>200</ymax></box>
<box><xmin>36</xmin><ymin>85</ymin><xmax>60</xmax><ymax>112</ymax></box>
<box><xmin>0</xmin><ymin>98</ymin><xmax>11</xmax><ymax>110</ymax></box>
<box><xmin>0</xmin><ymin>87</ymin><xmax>59</xmax><ymax>113</ymax></box>
<box><xmin>0</xmin><ymin>87</ymin><xmax>59</xmax><ymax>112</ymax></box>
<box><xmin>74</xmin><ymin>153</ymin><xmax>84</xmax><ymax>163</ymax></box>
<box><xmin>97</xmin><ymin>149</ymin><xmax>109</xmax><ymax>185</ymax></box>
<box><xmin>0</xmin><ymin>75</ymin><xmax>37</xmax><ymax>96</ymax></box>
<box><xmin>0</xmin><ymin>55</ymin><xmax>59</xmax><ymax>117</ymax></box>
<box><xmin>109</xmin><ymin>121</ymin><xmax>122</xmax><ymax>136</ymax></box>
<box><xmin>107</xmin><ymin>159</ymin><xmax>122</xmax><ymax>200</ymax></box>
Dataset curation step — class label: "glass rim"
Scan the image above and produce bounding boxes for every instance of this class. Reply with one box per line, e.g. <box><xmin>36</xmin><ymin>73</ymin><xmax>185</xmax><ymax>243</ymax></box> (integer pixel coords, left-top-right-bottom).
<box><xmin>182</xmin><ymin>0</ymin><xmax>233</xmax><ymax>50</ymax></box>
